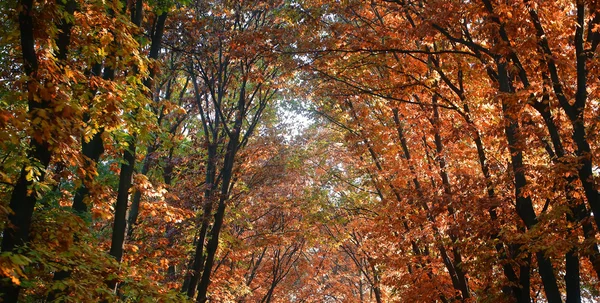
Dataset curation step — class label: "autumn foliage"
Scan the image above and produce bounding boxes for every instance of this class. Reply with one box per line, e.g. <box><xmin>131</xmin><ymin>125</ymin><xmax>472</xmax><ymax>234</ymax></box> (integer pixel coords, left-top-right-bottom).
<box><xmin>0</xmin><ymin>0</ymin><xmax>599</xmax><ymax>302</ymax></box>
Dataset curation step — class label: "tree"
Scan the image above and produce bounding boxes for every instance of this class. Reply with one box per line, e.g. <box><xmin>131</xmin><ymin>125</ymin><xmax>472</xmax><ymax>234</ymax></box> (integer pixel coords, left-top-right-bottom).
<box><xmin>1</xmin><ymin>0</ymin><xmax>599</xmax><ymax>302</ymax></box>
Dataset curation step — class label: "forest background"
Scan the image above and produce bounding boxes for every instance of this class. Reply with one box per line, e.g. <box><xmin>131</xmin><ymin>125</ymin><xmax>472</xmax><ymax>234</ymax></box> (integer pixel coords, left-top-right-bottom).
<box><xmin>0</xmin><ymin>0</ymin><xmax>599</xmax><ymax>302</ymax></box>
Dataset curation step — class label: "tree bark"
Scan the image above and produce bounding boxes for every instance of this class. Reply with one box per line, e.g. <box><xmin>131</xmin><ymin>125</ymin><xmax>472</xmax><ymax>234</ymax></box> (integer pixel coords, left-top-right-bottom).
<box><xmin>497</xmin><ymin>61</ymin><xmax>562</xmax><ymax>303</ymax></box>
<box><xmin>430</xmin><ymin>97</ymin><xmax>470</xmax><ymax>300</ymax></box>
<box><xmin>185</xmin><ymin>142</ymin><xmax>218</xmax><ymax>298</ymax></box>
<box><xmin>195</xmin><ymin>85</ymin><xmax>246</xmax><ymax>303</ymax></box>
<box><xmin>0</xmin><ymin>0</ymin><xmax>72</xmax><ymax>300</ymax></box>
<box><xmin>107</xmin><ymin>136</ymin><xmax>136</xmax><ymax>291</ymax></box>
<box><xmin>126</xmin><ymin>11</ymin><xmax>168</xmax><ymax>236</ymax></box>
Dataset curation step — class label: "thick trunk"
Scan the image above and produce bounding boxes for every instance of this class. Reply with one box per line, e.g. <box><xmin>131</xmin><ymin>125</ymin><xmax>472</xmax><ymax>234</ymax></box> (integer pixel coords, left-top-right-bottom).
<box><xmin>72</xmin><ymin>122</ymin><xmax>105</xmax><ymax>214</ymax></box>
<box><xmin>526</xmin><ymin>11</ymin><xmax>600</xmax><ymax>302</ymax></box>
<box><xmin>580</xmin><ymin>207</ymin><xmax>600</xmax><ymax>278</ymax></box>
<box><xmin>372</xmin><ymin>285</ymin><xmax>382</xmax><ymax>303</ymax></box>
<box><xmin>571</xmin><ymin>117</ymin><xmax>600</xmax><ymax>229</ymax></box>
<box><xmin>518</xmin><ymin>253</ymin><xmax>532</xmax><ymax>303</ymax></box>
<box><xmin>72</xmin><ymin>61</ymin><xmax>111</xmax><ymax>214</ymax></box>
<box><xmin>163</xmin><ymin>148</ymin><xmax>175</xmax><ymax>185</ymax></box>
<box><xmin>49</xmin><ymin>39</ymin><xmax>105</xmax><ymax>303</ymax></box>
<box><xmin>526</xmin><ymin>0</ymin><xmax>600</xmax><ymax>232</ymax></box>
<box><xmin>127</xmin><ymin>144</ymin><xmax>155</xmax><ymax>237</ymax></box>
<box><xmin>497</xmin><ymin>62</ymin><xmax>562</xmax><ymax>303</ymax></box>
<box><xmin>565</xmin><ymin>249</ymin><xmax>581</xmax><ymax>303</ymax></box>
<box><xmin>571</xmin><ymin>1</ymin><xmax>600</xmax><ymax>232</ymax></box>
<box><xmin>431</xmin><ymin>52</ymin><xmax>524</xmax><ymax>300</ymax></box>
<box><xmin>195</xmin><ymin>153</ymin><xmax>235</xmax><ymax>302</ymax></box>
<box><xmin>0</xmin><ymin>168</ymin><xmax>49</xmax><ymax>302</ymax></box>
<box><xmin>368</xmin><ymin>261</ymin><xmax>383</xmax><ymax>303</ymax></box>
<box><xmin>107</xmin><ymin>6</ymin><xmax>166</xmax><ymax>292</ymax></box>
<box><xmin>532</xmin><ymin>100</ymin><xmax>589</xmax><ymax>300</ymax></box>
<box><xmin>0</xmin><ymin>0</ymin><xmax>72</xmax><ymax>300</ymax></box>
<box><xmin>262</xmin><ymin>286</ymin><xmax>275</xmax><ymax>303</ymax></box>
<box><xmin>107</xmin><ymin>137</ymin><xmax>136</xmax><ymax>291</ymax></box>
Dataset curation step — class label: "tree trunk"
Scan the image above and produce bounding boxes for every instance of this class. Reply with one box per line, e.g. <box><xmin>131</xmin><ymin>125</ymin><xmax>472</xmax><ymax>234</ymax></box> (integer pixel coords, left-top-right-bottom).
<box><xmin>126</xmin><ymin>11</ymin><xmax>168</xmax><ymax>236</ymax></box>
<box><xmin>0</xmin><ymin>0</ymin><xmax>71</xmax><ymax>300</ymax></box>
<box><xmin>195</xmin><ymin>89</ymin><xmax>245</xmax><ymax>303</ymax></box>
<box><xmin>107</xmin><ymin>136</ymin><xmax>137</xmax><ymax>291</ymax></box>
<box><xmin>127</xmin><ymin>144</ymin><xmax>155</xmax><ymax>237</ymax></box>
<box><xmin>391</xmin><ymin>108</ymin><xmax>463</xmax><ymax>302</ymax></box>
<box><xmin>185</xmin><ymin>143</ymin><xmax>218</xmax><ymax>299</ymax></box>
<box><xmin>430</xmin><ymin>98</ymin><xmax>470</xmax><ymax>300</ymax></box>
<box><xmin>497</xmin><ymin>61</ymin><xmax>562</xmax><ymax>303</ymax></box>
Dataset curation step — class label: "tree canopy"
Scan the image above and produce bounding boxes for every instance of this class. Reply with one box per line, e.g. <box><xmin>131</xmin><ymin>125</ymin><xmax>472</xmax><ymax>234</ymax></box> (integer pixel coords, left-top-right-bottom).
<box><xmin>0</xmin><ymin>0</ymin><xmax>599</xmax><ymax>302</ymax></box>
